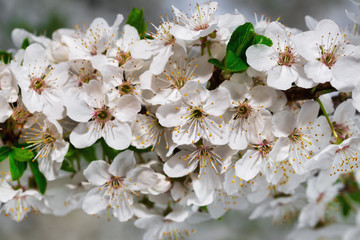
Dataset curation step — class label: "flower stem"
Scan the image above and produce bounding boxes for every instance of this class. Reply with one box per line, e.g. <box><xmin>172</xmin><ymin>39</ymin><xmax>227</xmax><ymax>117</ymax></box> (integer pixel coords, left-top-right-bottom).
<box><xmin>315</xmin><ymin>97</ymin><xmax>338</xmax><ymax>140</ymax></box>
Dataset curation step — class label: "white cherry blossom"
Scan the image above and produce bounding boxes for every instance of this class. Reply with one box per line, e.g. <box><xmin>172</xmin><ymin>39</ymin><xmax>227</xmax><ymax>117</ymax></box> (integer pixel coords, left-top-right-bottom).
<box><xmin>82</xmin><ymin>150</ymin><xmax>137</xmax><ymax>222</ymax></box>
<box><xmin>246</xmin><ymin>21</ymin><xmax>313</xmax><ymax>90</ymax></box>
<box><xmin>156</xmin><ymin>81</ymin><xmax>231</xmax><ymax>145</ymax></box>
<box><xmin>12</xmin><ymin>43</ymin><xmax>68</xmax><ymax>119</ymax></box>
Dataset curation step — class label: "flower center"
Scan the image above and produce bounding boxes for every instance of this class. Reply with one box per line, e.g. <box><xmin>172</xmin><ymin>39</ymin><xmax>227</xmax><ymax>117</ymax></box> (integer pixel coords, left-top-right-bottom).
<box><xmin>11</xmin><ymin>106</ymin><xmax>32</xmax><ymax>125</ymax></box>
<box><xmin>90</xmin><ymin>45</ymin><xmax>97</xmax><ymax>56</ymax></box>
<box><xmin>189</xmin><ymin>108</ymin><xmax>203</xmax><ymax>120</ymax></box>
<box><xmin>289</xmin><ymin>129</ymin><xmax>313</xmax><ymax>146</ymax></box>
<box><xmin>318</xmin><ymin>45</ymin><xmax>337</xmax><ymax>68</ymax></box>
<box><xmin>117</xmin><ymin>82</ymin><xmax>134</xmax><ymax>95</ymax></box>
<box><xmin>116</xmin><ymin>51</ymin><xmax>131</xmax><ymax>66</ymax></box>
<box><xmin>195</xmin><ymin>23</ymin><xmax>209</xmax><ymax>31</ymax></box>
<box><xmin>93</xmin><ymin>107</ymin><xmax>114</xmax><ymax>127</ymax></box>
<box><xmin>30</xmin><ymin>77</ymin><xmax>46</xmax><ymax>94</ymax></box>
<box><xmin>107</xmin><ymin>176</ymin><xmax>124</xmax><ymax>189</ymax></box>
<box><xmin>78</xmin><ymin>74</ymin><xmax>96</xmax><ymax>86</ymax></box>
<box><xmin>278</xmin><ymin>47</ymin><xmax>295</xmax><ymax>66</ymax></box>
<box><xmin>255</xmin><ymin>140</ymin><xmax>273</xmax><ymax>157</ymax></box>
<box><xmin>234</xmin><ymin>102</ymin><xmax>252</xmax><ymax>120</ymax></box>
<box><xmin>333</xmin><ymin>122</ymin><xmax>350</xmax><ymax>139</ymax></box>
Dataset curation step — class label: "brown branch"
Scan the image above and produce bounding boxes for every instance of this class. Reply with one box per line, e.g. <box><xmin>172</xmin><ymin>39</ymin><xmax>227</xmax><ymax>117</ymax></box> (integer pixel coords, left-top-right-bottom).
<box><xmin>208</xmin><ymin>67</ymin><xmax>338</xmax><ymax>101</ymax></box>
<box><xmin>284</xmin><ymin>82</ymin><xmax>337</xmax><ymax>101</ymax></box>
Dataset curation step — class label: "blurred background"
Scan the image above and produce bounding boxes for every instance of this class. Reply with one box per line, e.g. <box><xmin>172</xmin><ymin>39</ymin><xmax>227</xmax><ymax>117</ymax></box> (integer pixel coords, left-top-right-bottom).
<box><xmin>0</xmin><ymin>0</ymin><xmax>356</xmax><ymax>239</ymax></box>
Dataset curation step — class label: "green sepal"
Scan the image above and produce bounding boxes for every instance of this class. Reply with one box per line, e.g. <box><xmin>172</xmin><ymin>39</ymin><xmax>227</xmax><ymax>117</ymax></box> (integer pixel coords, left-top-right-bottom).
<box><xmin>0</xmin><ymin>50</ymin><xmax>12</xmax><ymax>64</ymax></box>
<box><xmin>21</xmin><ymin>37</ymin><xmax>30</xmax><ymax>49</ymax></box>
<box><xmin>29</xmin><ymin>160</ymin><xmax>47</xmax><ymax>194</ymax></box>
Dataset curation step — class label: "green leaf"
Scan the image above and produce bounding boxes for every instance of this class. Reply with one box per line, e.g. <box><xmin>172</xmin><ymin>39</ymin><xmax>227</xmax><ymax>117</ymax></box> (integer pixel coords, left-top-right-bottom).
<box><xmin>78</xmin><ymin>145</ymin><xmax>97</xmax><ymax>162</ymax></box>
<box><xmin>60</xmin><ymin>159</ymin><xmax>76</xmax><ymax>173</ymax></box>
<box><xmin>65</xmin><ymin>145</ymin><xmax>75</xmax><ymax>158</ymax></box>
<box><xmin>0</xmin><ymin>146</ymin><xmax>11</xmax><ymax>162</ymax></box>
<box><xmin>8</xmin><ymin>153</ymin><xmax>27</xmax><ymax>180</ymax></box>
<box><xmin>208</xmin><ymin>58</ymin><xmax>224</xmax><ymax>70</ymax></box>
<box><xmin>253</xmin><ymin>35</ymin><xmax>272</xmax><ymax>47</ymax></box>
<box><xmin>336</xmin><ymin>195</ymin><xmax>351</xmax><ymax>217</ymax></box>
<box><xmin>21</xmin><ymin>37</ymin><xmax>30</xmax><ymax>49</ymax></box>
<box><xmin>12</xmin><ymin>147</ymin><xmax>34</xmax><ymax>162</ymax></box>
<box><xmin>101</xmin><ymin>139</ymin><xmax>121</xmax><ymax>159</ymax></box>
<box><xmin>349</xmin><ymin>192</ymin><xmax>360</xmax><ymax>204</ymax></box>
<box><xmin>226</xmin><ymin>22</ymin><xmax>256</xmax><ymax>60</ymax></box>
<box><xmin>29</xmin><ymin>160</ymin><xmax>47</xmax><ymax>194</ymax></box>
<box><xmin>128</xmin><ymin>145</ymin><xmax>153</xmax><ymax>153</ymax></box>
<box><xmin>225</xmin><ymin>51</ymin><xmax>249</xmax><ymax>72</ymax></box>
<box><xmin>126</xmin><ymin>8</ymin><xmax>147</xmax><ymax>39</ymax></box>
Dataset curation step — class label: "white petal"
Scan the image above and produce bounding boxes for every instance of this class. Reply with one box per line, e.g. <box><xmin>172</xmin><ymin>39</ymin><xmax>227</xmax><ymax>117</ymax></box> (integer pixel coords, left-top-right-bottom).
<box><xmin>297</xmin><ymin>101</ymin><xmax>319</xmax><ymax>127</ymax></box>
<box><xmin>83</xmin><ymin>160</ymin><xmax>111</xmax><ymax>186</ymax></box>
<box><xmin>149</xmin><ymin>45</ymin><xmax>173</xmax><ymax>75</ymax></box>
<box><xmin>0</xmin><ymin>181</ymin><xmax>19</xmax><ymax>202</ymax></box>
<box><xmin>82</xmin><ymin>187</ymin><xmax>108</xmax><ymax>214</ymax></box>
<box><xmin>333</xmin><ymin>99</ymin><xmax>355</xmax><ymax>123</ymax></box>
<box><xmin>304</xmin><ymin>15</ymin><xmax>319</xmax><ymax>30</ymax></box>
<box><xmin>113</xmin><ymin>95</ymin><xmax>141</xmax><ymax>122</ymax></box>
<box><xmin>246</xmin><ymin>44</ymin><xmax>277</xmax><ymax>72</ymax></box>
<box><xmin>269</xmin><ymin>137</ymin><xmax>290</xmax><ymax>162</ymax></box>
<box><xmin>250</xmin><ymin>86</ymin><xmax>277</xmax><ymax>108</ymax></box>
<box><xmin>203</xmin><ymin>86</ymin><xmax>231</xmax><ymax>116</ymax></box>
<box><xmin>267</xmin><ymin>66</ymin><xmax>296</xmax><ymax>90</ymax></box>
<box><xmin>304</xmin><ymin>61</ymin><xmax>332</xmax><ymax>83</ymax></box>
<box><xmin>180</xmin><ymin>81</ymin><xmax>209</xmax><ymax>106</ymax></box>
<box><xmin>235</xmin><ymin>150</ymin><xmax>263</xmax><ymax>181</ymax></box>
<box><xmin>0</xmin><ymin>97</ymin><xmax>12</xmax><ymax>123</ymax></box>
<box><xmin>164</xmin><ymin>150</ymin><xmax>197</xmax><ymax>178</ymax></box>
<box><xmin>272</xmin><ymin>111</ymin><xmax>296</xmax><ymax>137</ymax></box>
<box><xmin>102</xmin><ymin>121</ymin><xmax>131</xmax><ymax>150</ymax></box>
<box><xmin>156</xmin><ymin>100</ymin><xmax>188</xmax><ymax>127</ymax></box>
<box><xmin>70</xmin><ymin>122</ymin><xmax>100</xmax><ymax>148</ymax></box>
<box><xmin>65</xmin><ymin>97</ymin><xmax>94</xmax><ymax>122</ymax></box>
<box><xmin>108</xmin><ymin>150</ymin><xmax>135</xmax><ymax>177</ymax></box>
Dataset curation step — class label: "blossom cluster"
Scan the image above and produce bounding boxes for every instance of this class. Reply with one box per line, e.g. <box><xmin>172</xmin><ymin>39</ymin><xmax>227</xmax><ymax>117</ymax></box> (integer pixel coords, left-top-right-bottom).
<box><xmin>1</xmin><ymin>1</ymin><xmax>360</xmax><ymax>239</ymax></box>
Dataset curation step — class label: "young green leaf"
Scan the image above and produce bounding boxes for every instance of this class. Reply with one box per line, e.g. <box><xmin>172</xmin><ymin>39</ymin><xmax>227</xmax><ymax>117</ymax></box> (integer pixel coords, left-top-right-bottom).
<box><xmin>208</xmin><ymin>58</ymin><xmax>224</xmax><ymax>70</ymax></box>
<box><xmin>12</xmin><ymin>147</ymin><xmax>34</xmax><ymax>162</ymax></box>
<box><xmin>29</xmin><ymin>160</ymin><xmax>47</xmax><ymax>194</ymax></box>
<box><xmin>225</xmin><ymin>51</ymin><xmax>249</xmax><ymax>72</ymax></box>
<box><xmin>126</xmin><ymin>8</ymin><xmax>147</xmax><ymax>39</ymax></box>
<box><xmin>254</xmin><ymin>35</ymin><xmax>272</xmax><ymax>47</ymax></box>
<box><xmin>0</xmin><ymin>146</ymin><xmax>11</xmax><ymax>162</ymax></box>
<box><xmin>8</xmin><ymin>153</ymin><xmax>27</xmax><ymax>180</ymax></box>
<box><xmin>226</xmin><ymin>22</ymin><xmax>256</xmax><ymax>60</ymax></box>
